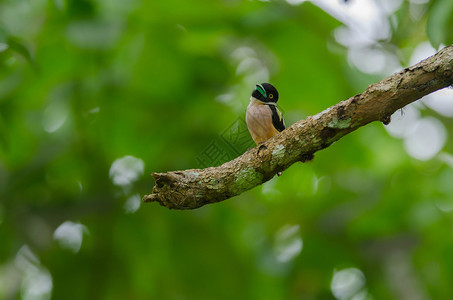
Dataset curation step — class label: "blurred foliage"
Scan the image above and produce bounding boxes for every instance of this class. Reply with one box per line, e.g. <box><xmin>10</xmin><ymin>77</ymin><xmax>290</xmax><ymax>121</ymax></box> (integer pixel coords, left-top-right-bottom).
<box><xmin>1</xmin><ymin>0</ymin><xmax>453</xmax><ymax>299</ymax></box>
<box><xmin>427</xmin><ymin>0</ymin><xmax>453</xmax><ymax>48</ymax></box>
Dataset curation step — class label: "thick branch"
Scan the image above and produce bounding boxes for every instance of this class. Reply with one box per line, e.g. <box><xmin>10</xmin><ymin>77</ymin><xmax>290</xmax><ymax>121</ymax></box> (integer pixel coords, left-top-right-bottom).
<box><xmin>143</xmin><ymin>45</ymin><xmax>453</xmax><ymax>210</ymax></box>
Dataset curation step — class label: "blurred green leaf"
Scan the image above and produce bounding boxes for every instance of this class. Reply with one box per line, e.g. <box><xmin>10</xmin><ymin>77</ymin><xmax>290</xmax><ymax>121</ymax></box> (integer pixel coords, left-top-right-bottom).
<box><xmin>6</xmin><ymin>36</ymin><xmax>36</xmax><ymax>67</ymax></box>
<box><xmin>427</xmin><ymin>0</ymin><xmax>453</xmax><ymax>48</ymax></box>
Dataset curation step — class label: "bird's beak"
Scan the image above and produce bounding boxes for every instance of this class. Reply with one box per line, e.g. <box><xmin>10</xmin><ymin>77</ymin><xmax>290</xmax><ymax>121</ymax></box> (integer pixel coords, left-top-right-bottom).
<box><xmin>255</xmin><ymin>84</ymin><xmax>267</xmax><ymax>98</ymax></box>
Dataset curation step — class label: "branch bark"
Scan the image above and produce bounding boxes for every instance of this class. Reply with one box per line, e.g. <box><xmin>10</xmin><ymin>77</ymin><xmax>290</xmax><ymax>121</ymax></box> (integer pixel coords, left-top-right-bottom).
<box><xmin>143</xmin><ymin>45</ymin><xmax>453</xmax><ymax>210</ymax></box>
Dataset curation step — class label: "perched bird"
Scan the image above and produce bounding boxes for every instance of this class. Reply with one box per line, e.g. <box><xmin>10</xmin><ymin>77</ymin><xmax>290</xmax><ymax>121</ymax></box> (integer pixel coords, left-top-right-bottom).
<box><xmin>246</xmin><ymin>83</ymin><xmax>285</xmax><ymax>145</ymax></box>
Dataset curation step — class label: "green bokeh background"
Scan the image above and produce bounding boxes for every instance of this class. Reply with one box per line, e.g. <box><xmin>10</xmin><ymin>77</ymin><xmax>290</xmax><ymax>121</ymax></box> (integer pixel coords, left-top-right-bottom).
<box><xmin>1</xmin><ymin>0</ymin><xmax>453</xmax><ymax>299</ymax></box>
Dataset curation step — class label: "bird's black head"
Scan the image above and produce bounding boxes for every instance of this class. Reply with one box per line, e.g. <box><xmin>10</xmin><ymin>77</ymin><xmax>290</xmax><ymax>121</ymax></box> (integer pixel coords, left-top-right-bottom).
<box><xmin>252</xmin><ymin>83</ymin><xmax>279</xmax><ymax>103</ymax></box>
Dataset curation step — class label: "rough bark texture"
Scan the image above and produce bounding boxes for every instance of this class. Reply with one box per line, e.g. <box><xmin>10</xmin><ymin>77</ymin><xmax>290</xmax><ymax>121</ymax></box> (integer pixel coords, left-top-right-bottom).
<box><xmin>143</xmin><ymin>45</ymin><xmax>453</xmax><ymax>210</ymax></box>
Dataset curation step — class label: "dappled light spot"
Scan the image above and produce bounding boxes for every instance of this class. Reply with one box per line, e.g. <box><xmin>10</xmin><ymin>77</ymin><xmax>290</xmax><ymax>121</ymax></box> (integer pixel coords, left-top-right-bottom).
<box><xmin>250</xmin><ymin>223</ymin><xmax>303</xmax><ymax>276</ymax></box>
<box><xmin>0</xmin><ymin>0</ymin><xmax>47</xmax><ymax>37</ymax></box>
<box><xmin>21</xmin><ymin>268</ymin><xmax>53</xmax><ymax>300</ymax></box>
<box><xmin>331</xmin><ymin>268</ymin><xmax>366</xmax><ymax>300</ymax></box>
<box><xmin>385</xmin><ymin>105</ymin><xmax>447</xmax><ymax>160</ymax></box>
<box><xmin>324</xmin><ymin>0</ymin><xmax>398</xmax><ymax>44</ymax></box>
<box><xmin>385</xmin><ymin>105</ymin><xmax>421</xmax><ymax>138</ymax></box>
<box><xmin>15</xmin><ymin>245</ymin><xmax>40</xmax><ymax>271</ymax></box>
<box><xmin>322</xmin><ymin>0</ymin><xmax>402</xmax><ymax>75</ymax></box>
<box><xmin>439</xmin><ymin>152</ymin><xmax>453</xmax><ymax>169</ymax></box>
<box><xmin>231</xmin><ymin>47</ymin><xmax>256</xmax><ymax>61</ymax></box>
<box><xmin>124</xmin><ymin>193</ymin><xmax>141</xmax><ymax>214</ymax></box>
<box><xmin>273</xmin><ymin>224</ymin><xmax>303</xmax><ymax>263</ymax></box>
<box><xmin>42</xmin><ymin>101</ymin><xmax>67</xmax><ymax>133</ymax></box>
<box><xmin>215</xmin><ymin>92</ymin><xmax>234</xmax><ymax>105</ymax></box>
<box><xmin>215</xmin><ymin>44</ymin><xmax>274</xmax><ymax>113</ymax></box>
<box><xmin>409</xmin><ymin>41</ymin><xmax>436</xmax><ymax>66</ymax></box>
<box><xmin>0</xmin><ymin>43</ymin><xmax>8</xmax><ymax>52</ymax></box>
<box><xmin>236</xmin><ymin>57</ymin><xmax>261</xmax><ymax>75</ymax></box>
<box><xmin>422</xmin><ymin>88</ymin><xmax>453</xmax><ymax>117</ymax></box>
<box><xmin>53</xmin><ymin>221</ymin><xmax>88</xmax><ymax>253</ymax></box>
<box><xmin>347</xmin><ymin>47</ymin><xmax>397</xmax><ymax>75</ymax></box>
<box><xmin>230</xmin><ymin>46</ymin><xmax>270</xmax><ymax>85</ymax></box>
<box><xmin>15</xmin><ymin>245</ymin><xmax>53</xmax><ymax>300</ymax></box>
<box><xmin>109</xmin><ymin>156</ymin><xmax>144</xmax><ymax>186</ymax></box>
<box><xmin>403</xmin><ymin>117</ymin><xmax>446</xmax><ymax>161</ymax></box>
<box><xmin>235</xmin><ymin>57</ymin><xmax>269</xmax><ymax>85</ymax></box>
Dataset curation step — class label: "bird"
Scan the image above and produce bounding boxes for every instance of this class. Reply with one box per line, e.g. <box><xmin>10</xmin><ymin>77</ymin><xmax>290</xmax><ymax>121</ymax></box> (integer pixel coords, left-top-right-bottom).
<box><xmin>246</xmin><ymin>83</ymin><xmax>285</xmax><ymax>145</ymax></box>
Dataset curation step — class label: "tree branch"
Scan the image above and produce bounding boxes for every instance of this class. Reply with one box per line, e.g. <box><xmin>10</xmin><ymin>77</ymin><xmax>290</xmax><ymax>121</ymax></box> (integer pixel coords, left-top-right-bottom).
<box><xmin>143</xmin><ymin>45</ymin><xmax>453</xmax><ymax>210</ymax></box>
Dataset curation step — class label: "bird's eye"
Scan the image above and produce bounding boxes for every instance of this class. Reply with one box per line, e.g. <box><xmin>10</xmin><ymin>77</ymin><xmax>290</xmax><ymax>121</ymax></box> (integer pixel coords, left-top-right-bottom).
<box><xmin>269</xmin><ymin>94</ymin><xmax>273</xmax><ymax>99</ymax></box>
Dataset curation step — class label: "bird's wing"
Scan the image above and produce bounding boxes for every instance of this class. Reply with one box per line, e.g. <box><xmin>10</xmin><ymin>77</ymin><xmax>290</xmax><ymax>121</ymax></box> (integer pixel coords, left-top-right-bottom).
<box><xmin>268</xmin><ymin>104</ymin><xmax>285</xmax><ymax>132</ymax></box>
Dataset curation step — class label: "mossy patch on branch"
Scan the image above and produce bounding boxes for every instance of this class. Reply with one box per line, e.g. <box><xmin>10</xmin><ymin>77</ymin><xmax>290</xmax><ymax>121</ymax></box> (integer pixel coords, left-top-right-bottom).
<box><xmin>234</xmin><ymin>167</ymin><xmax>263</xmax><ymax>193</ymax></box>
